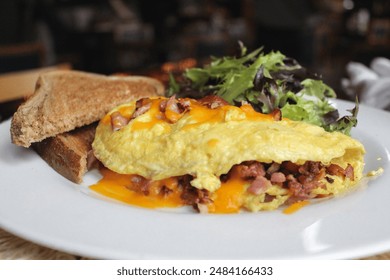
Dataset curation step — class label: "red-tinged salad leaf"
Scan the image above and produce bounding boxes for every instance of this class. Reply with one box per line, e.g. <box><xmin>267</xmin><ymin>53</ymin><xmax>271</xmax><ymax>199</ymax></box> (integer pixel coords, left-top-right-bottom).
<box><xmin>328</xmin><ymin>98</ymin><xmax>359</xmax><ymax>135</ymax></box>
<box><xmin>168</xmin><ymin>43</ymin><xmax>359</xmax><ymax>135</ymax></box>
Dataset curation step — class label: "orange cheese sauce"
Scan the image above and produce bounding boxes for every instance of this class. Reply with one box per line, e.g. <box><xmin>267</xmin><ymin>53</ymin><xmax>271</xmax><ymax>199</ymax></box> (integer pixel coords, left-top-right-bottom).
<box><xmin>130</xmin><ymin>100</ymin><xmax>167</xmax><ymax>130</ymax></box>
<box><xmin>240</xmin><ymin>104</ymin><xmax>270</xmax><ymax>121</ymax></box>
<box><xmin>90</xmin><ymin>167</ymin><xmax>310</xmax><ymax>214</ymax></box>
<box><xmin>100</xmin><ymin>104</ymin><xmax>135</xmax><ymax>125</ymax></box>
<box><xmin>282</xmin><ymin>200</ymin><xmax>310</xmax><ymax>214</ymax></box>
<box><xmin>90</xmin><ymin>168</ymin><xmax>184</xmax><ymax>209</ymax></box>
<box><xmin>101</xmin><ymin>97</ymin><xmax>276</xmax><ymax>131</ymax></box>
<box><xmin>183</xmin><ymin>100</ymin><xmax>274</xmax><ymax>130</ymax></box>
<box><xmin>90</xmin><ymin>167</ymin><xmax>248</xmax><ymax>213</ymax></box>
<box><xmin>207</xmin><ymin>170</ymin><xmax>247</xmax><ymax>214</ymax></box>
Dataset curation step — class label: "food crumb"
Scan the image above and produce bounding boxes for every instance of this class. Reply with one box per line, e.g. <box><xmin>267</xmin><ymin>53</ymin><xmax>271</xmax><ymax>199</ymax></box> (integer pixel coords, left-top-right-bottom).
<box><xmin>366</xmin><ymin>167</ymin><xmax>384</xmax><ymax>177</ymax></box>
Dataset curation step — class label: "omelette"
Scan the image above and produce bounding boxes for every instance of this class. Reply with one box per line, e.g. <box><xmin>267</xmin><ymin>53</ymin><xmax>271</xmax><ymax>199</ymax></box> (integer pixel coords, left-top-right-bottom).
<box><xmin>91</xmin><ymin>96</ymin><xmax>365</xmax><ymax>213</ymax></box>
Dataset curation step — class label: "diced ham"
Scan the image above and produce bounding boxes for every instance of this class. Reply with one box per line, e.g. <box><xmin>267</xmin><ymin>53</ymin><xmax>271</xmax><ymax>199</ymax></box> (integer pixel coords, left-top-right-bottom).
<box><xmin>234</xmin><ymin>160</ymin><xmax>355</xmax><ymax>202</ymax></box>
<box><xmin>197</xmin><ymin>203</ymin><xmax>209</xmax><ymax>214</ymax></box>
<box><xmin>160</xmin><ymin>185</ymin><xmax>173</xmax><ymax>197</ymax></box>
<box><xmin>132</xmin><ymin>102</ymin><xmax>152</xmax><ymax>119</ymax></box>
<box><xmin>237</xmin><ymin>161</ymin><xmax>266</xmax><ymax>179</ymax></box>
<box><xmin>178</xmin><ymin>99</ymin><xmax>191</xmax><ymax>111</ymax></box>
<box><xmin>127</xmin><ymin>175</ymin><xmax>151</xmax><ymax>195</ymax></box>
<box><xmin>247</xmin><ymin>176</ymin><xmax>271</xmax><ymax>195</ymax></box>
<box><xmin>267</xmin><ymin>162</ymin><xmax>280</xmax><ymax>174</ymax></box>
<box><xmin>326</xmin><ymin>164</ymin><xmax>346</xmax><ymax>177</ymax></box>
<box><xmin>135</xmin><ymin>98</ymin><xmax>151</xmax><ymax>108</ymax></box>
<box><xmin>270</xmin><ymin>172</ymin><xmax>286</xmax><ymax>183</ymax></box>
<box><xmin>314</xmin><ymin>167</ymin><xmax>326</xmax><ymax>181</ymax></box>
<box><xmin>281</xmin><ymin>161</ymin><xmax>299</xmax><ymax>173</ymax></box>
<box><xmin>110</xmin><ymin>111</ymin><xmax>129</xmax><ymax>131</ymax></box>
<box><xmin>271</xmin><ymin>108</ymin><xmax>282</xmax><ymax>121</ymax></box>
<box><xmin>345</xmin><ymin>164</ymin><xmax>354</xmax><ymax>180</ymax></box>
<box><xmin>298</xmin><ymin>161</ymin><xmax>323</xmax><ymax>176</ymax></box>
<box><xmin>166</xmin><ymin>95</ymin><xmax>181</xmax><ymax>113</ymax></box>
<box><xmin>198</xmin><ymin>95</ymin><xmax>229</xmax><ymax>109</ymax></box>
<box><xmin>163</xmin><ymin>95</ymin><xmax>186</xmax><ymax>123</ymax></box>
<box><xmin>159</xmin><ymin>99</ymin><xmax>168</xmax><ymax>112</ymax></box>
<box><xmin>179</xmin><ymin>175</ymin><xmax>213</xmax><ymax>210</ymax></box>
<box><xmin>288</xmin><ymin>180</ymin><xmax>315</xmax><ymax>200</ymax></box>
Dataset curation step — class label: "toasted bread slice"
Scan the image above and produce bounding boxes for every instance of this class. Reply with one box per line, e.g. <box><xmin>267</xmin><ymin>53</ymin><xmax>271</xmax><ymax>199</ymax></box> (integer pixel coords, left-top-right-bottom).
<box><xmin>11</xmin><ymin>70</ymin><xmax>164</xmax><ymax>147</ymax></box>
<box><xmin>32</xmin><ymin>124</ymin><xmax>97</xmax><ymax>183</ymax></box>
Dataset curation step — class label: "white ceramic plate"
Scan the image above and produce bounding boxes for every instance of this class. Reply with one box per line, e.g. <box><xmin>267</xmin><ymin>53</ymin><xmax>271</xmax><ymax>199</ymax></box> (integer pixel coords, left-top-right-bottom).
<box><xmin>0</xmin><ymin>99</ymin><xmax>389</xmax><ymax>260</ymax></box>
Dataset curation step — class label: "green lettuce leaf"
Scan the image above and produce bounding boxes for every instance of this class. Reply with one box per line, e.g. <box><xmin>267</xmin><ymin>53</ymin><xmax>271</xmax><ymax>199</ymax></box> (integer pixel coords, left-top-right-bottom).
<box><xmin>168</xmin><ymin>44</ymin><xmax>359</xmax><ymax>135</ymax></box>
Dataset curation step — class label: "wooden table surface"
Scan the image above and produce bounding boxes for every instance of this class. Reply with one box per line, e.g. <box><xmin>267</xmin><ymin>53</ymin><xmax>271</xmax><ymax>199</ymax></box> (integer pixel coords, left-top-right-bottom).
<box><xmin>0</xmin><ymin>227</ymin><xmax>389</xmax><ymax>260</ymax></box>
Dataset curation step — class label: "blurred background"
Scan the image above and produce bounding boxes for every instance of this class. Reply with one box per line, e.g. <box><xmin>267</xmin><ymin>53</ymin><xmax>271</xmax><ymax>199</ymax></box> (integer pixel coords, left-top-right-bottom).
<box><xmin>0</xmin><ymin>0</ymin><xmax>389</xmax><ymax>119</ymax></box>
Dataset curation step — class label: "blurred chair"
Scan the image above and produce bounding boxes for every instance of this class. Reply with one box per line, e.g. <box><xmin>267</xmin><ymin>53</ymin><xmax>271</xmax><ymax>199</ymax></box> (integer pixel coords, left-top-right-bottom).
<box><xmin>0</xmin><ymin>42</ymin><xmax>46</xmax><ymax>74</ymax></box>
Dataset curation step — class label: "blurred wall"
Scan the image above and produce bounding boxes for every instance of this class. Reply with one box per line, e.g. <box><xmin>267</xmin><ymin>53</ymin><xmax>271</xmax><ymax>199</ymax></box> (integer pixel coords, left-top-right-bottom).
<box><xmin>0</xmin><ymin>0</ymin><xmax>389</xmax><ymax>97</ymax></box>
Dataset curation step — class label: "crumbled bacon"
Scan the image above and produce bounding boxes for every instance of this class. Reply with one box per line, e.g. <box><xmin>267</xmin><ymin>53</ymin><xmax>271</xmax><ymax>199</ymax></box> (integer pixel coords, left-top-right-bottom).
<box><xmin>166</xmin><ymin>95</ymin><xmax>181</xmax><ymax>114</ymax></box>
<box><xmin>178</xmin><ymin>175</ymin><xmax>198</xmax><ymax>205</ymax></box>
<box><xmin>325</xmin><ymin>163</ymin><xmax>354</xmax><ymax>180</ymax></box>
<box><xmin>160</xmin><ymin>96</ymin><xmax>190</xmax><ymax>113</ymax></box>
<box><xmin>160</xmin><ymin>95</ymin><xmax>189</xmax><ymax>123</ymax></box>
<box><xmin>127</xmin><ymin>175</ymin><xmax>151</xmax><ymax>195</ymax></box>
<box><xmin>286</xmin><ymin>174</ymin><xmax>297</xmax><ymax>182</ymax></box>
<box><xmin>198</xmin><ymin>95</ymin><xmax>229</xmax><ymax>109</ymax></box>
<box><xmin>345</xmin><ymin>164</ymin><xmax>354</xmax><ymax>180</ymax></box>
<box><xmin>110</xmin><ymin>111</ymin><xmax>129</xmax><ymax>131</ymax></box>
<box><xmin>325</xmin><ymin>176</ymin><xmax>334</xmax><ymax>183</ymax></box>
<box><xmin>267</xmin><ymin>162</ymin><xmax>280</xmax><ymax>174</ymax></box>
<box><xmin>288</xmin><ymin>177</ymin><xmax>322</xmax><ymax>200</ymax></box>
<box><xmin>159</xmin><ymin>185</ymin><xmax>173</xmax><ymax>197</ymax></box>
<box><xmin>264</xmin><ymin>194</ymin><xmax>276</xmax><ymax>202</ymax></box>
<box><xmin>298</xmin><ymin>161</ymin><xmax>323</xmax><ymax>176</ymax></box>
<box><xmin>197</xmin><ymin>189</ymin><xmax>213</xmax><ymax>204</ymax></box>
<box><xmin>314</xmin><ymin>166</ymin><xmax>326</xmax><ymax>181</ymax></box>
<box><xmin>281</xmin><ymin>161</ymin><xmax>299</xmax><ymax>174</ymax></box>
<box><xmin>178</xmin><ymin>175</ymin><xmax>213</xmax><ymax>210</ymax></box>
<box><xmin>109</xmin><ymin>98</ymin><xmax>153</xmax><ymax>130</ymax></box>
<box><xmin>159</xmin><ymin>99</ymin><xmax>168</xmax><ymax>112</ymax></box>
<box><xmin>135</xmin><ymin>97</ymin><xmax>151</xmax><ymax>108</ymax></box>
<box><xmin>177</xmin><ymin>99</ymin><xmax>191</xmax><ymax>111</ymax></box>
<box><xmin>271</xmin><ymin>108</ymin><xmax>282</xmax><ymax>121</ymax></box>
<box><xmin>132</xmin><ymin>103</ymin><xmax>152</xmax><ymax>119</ymax></box>
<box><xmin>287</xmin><ymin>180</ymin><xmax>306</xmax><ymax>198</ymax></box>
<box><xmin>326</xmin><ymin>164</ymin><xmax>346</xmax><ymax>177</ymax></box>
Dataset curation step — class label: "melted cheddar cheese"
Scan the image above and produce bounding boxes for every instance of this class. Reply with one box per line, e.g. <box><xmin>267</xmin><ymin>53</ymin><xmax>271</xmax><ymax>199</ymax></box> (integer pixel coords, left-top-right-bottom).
<box><xmin>90</xmin><ymin>166</ymin><xmax>248</xmax><ymax>214</ymax></box>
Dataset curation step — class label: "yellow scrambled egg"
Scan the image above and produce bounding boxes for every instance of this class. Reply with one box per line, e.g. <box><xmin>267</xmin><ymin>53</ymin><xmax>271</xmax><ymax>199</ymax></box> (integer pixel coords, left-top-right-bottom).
<box><xmin>92</xmin><ymin>97</ymin><xmax>365</xmax><ymax>199</ymax></box>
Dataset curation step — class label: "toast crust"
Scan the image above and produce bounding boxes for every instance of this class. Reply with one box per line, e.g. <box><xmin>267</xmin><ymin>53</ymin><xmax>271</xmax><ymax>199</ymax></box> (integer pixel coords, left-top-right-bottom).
<box><xmin>11</xmin><ymin>70</ymin><xmax>164</xmax><ymax>147</ymax></box>
<box><xmin>32</xmin><ymin>124</ymin><xmax>97</xmax><ymax>183</ymax></box>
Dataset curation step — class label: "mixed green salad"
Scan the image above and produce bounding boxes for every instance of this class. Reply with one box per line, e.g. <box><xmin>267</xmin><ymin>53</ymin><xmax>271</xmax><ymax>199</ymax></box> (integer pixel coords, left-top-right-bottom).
<box><xmin>168</xmin><ymin>43</ymin><xmax>358</xmax><ymax>135</ymax></box>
